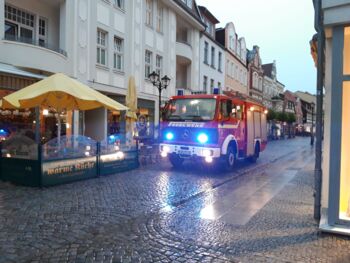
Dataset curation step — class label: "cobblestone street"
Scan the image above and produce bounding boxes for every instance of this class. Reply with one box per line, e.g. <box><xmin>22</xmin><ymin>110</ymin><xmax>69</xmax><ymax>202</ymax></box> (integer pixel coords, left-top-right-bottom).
<box><xmin>0</xmin><ymin>137</ymin><xmax>350</xmax><ymax>262</ymax></box>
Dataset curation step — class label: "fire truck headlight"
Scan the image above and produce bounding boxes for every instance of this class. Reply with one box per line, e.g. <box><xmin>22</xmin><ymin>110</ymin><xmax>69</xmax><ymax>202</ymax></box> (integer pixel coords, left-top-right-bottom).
<box><xmin>165</xmin><ymin>132</ymin><xmax>174</xmax><ymax>140</ymax></box>
<box><xmin>161</xmin><ymin>151</ymin><xmax>168</xmax><ymax>158</ymax></box>
<box><xmin>197</xmin><ymin>133</ymin><xmax>209</xmax><ymax>144</ymax></box>
<box><xmin>205</xmin><ymin>156</ymin><xmax>213</xmax><ymax>163</ymax></box>
<box><xmin>162</xmin><ymin>145</ymin><xmax>171</xmax><ymax>153</ymax></box>
<box><xmin>202</xmin><ymin>149</ymin><xmax>212</xmax><ymax>157</ymax></box>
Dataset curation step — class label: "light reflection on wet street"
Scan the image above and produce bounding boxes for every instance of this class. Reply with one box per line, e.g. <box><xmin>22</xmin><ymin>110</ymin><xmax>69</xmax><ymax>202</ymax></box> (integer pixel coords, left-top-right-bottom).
<box><xmin>1</xmin><ymin>137</ymin><xmax>350</xmax><ymax>262</ymax></box>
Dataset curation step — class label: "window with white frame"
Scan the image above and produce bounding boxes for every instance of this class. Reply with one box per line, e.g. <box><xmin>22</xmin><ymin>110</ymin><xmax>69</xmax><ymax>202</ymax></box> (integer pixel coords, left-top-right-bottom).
<box><xmin>210</xmin><ymin>79</ymin><xmax>214</xmax><ymax>93</ymax></box>
<box><xmin>145</xmin><ymin>50</ymin><xmax>152</xmax><ymax>78</ymax></box>
<box><xmin>203</xmin><ymin>76</ymin><xmax>208</xmax><ymax>93</ymax></box>
<box><xmin>38</xmin><ymin>17</ymin><xmax>47</xmax><ymax>47</ymax></box>
<box><xmin>113</xmin><ymin>36</ymin><xmax>124</xmax><ymax>71</ymax></box>
<box><xmin>218</xmin><ymin>52</ymin><xmax>222</xmax><ymax>72</ymax></box>
<box><xmin>204</xmin><ymin>42</ymin><xmax>209</xmax><ymax>64</ymax></box>
<box><xmin>156</xmin><ymin>3</ymin><xmax>163</xmax><ymax>33</ymax></box>
<box><xmin>146</xmin><ymin>0</ymin><xmax>153</xmax><ymax>27</ymax></box>
<box><xmin>156</xmin><ymin>55</ymin><xmax>163</xmax><ymax>76</ymax></box>
<box><xmin>231</xmin><ymin>62</ymin><xmax>234</xmax><ymax>78</ymax></box>
<box><xmin>5</xmin><ymin>5</ymin><xmax>36</xmax><ymax>43</ymax></box>
<box><xmin>97</xmin><ymin>29</ymin><xmax>107</xmax><ymax>66</ymax></box>
<box><xmin>114</xmin><ymin>0</ymin><xmax>124</xmax><ymax>10</ymax></box>
<box><xmin>227</xmin><ymin>61</ymin><xmax>231</xmax><ymax>77</ymax></box>
<box><xmin>211</xmin><ymin>47</ymin><xmax>215</xmax><ymax>68</ymax></box>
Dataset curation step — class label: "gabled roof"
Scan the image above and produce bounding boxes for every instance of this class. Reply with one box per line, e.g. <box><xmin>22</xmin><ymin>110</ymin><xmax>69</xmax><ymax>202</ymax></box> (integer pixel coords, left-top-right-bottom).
<box><xmin>262</xmin><ymin>63</ymin><xmax>274</xmax><ymax>78</ymax></box>
<box><xmin>215</xmin><ymin>28</ymin><xmax>225</xmax><ymax>46</ymax></box>
<box><xmin>198</xmin><ymin>6</ymin><xmax>220</xmax><ymax>24</ymax></box>
<box><xmin>295</xmin><ymin>91</ymin><xmax>316</xmax><ymax>104</ymax></box>
<box><xmin>173</xmin><ymin>0</ymin><xmax>205</xmax><ymax>27</ymax></box>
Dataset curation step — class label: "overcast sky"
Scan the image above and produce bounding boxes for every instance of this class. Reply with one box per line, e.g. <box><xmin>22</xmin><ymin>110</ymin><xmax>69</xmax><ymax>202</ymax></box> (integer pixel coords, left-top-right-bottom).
<box><xmin>196</xmin><ymin>0</ymin><xmax>317</xmax><ymax>94</ymax></box>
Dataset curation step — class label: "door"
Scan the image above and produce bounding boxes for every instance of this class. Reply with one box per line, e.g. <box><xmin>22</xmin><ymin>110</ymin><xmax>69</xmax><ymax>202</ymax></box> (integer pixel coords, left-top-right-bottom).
<box><xmin>246</xmin><ymin>110</ymin><xmax>254</xmax><ymax>156</ymax></box>
<box><xmin>254</xmin><ymin>112</ymin><xmax>261</xmax><ymax>139</ymax></box>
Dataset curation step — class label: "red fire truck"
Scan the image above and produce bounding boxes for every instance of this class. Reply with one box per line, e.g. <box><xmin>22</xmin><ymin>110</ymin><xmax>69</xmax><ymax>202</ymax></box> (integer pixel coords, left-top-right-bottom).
<box><xmin>159</xmin><ymin>91</ymin><xmax>268</xmax><ymax>169</ymax></box>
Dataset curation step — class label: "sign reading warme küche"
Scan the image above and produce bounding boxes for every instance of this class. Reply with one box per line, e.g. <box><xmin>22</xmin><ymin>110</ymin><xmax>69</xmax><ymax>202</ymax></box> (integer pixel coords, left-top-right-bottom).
<box><xmin>42</xmin><ymin>157</ymin><xmax>97</xmax><ymax>179</ymax></box>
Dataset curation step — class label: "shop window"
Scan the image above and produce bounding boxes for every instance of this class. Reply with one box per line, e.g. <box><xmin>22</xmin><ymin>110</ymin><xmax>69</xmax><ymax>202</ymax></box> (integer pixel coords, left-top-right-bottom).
<box><xmin>108</xmin><ymin>110</ymin><xmax>121</xmax><ymax>136</ymax></box>
<box><xmin>340</xmin><ymin>81</ymin><xmax>350</xmax><ymax>221</ymax></box>
<box><xmin>0</xmin><ymin>108</ymin><xmax>37</xmax><ymax>159</ymax></box>
<box><xmin>344</xmin><ymin>27</ymin><xmax>350</xmax><ymax>75</ymax></box>
<box><xmin>41</xmin><ymin>108</ymin><xmax>73</xmax><ymax>144</ymax></box>
<box><xmin>136</xmin><ymin>107</ymin><xmax>154</xmax><ymax>138</ymax></box>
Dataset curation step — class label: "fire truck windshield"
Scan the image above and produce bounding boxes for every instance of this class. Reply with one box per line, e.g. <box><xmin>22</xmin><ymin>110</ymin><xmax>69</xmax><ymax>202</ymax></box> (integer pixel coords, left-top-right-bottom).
<box><xmin>164</xmin><ymin>98</ymin><xmax>216</xmax><ymax>121</ymax></box>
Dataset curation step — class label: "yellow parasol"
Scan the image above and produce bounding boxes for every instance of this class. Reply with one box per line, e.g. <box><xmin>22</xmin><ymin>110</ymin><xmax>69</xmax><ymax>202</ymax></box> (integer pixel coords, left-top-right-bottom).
<box><xmin>0</xmin><ymin>73</ymin><xmax>128</xmax><ymax>111</ymax></box>
<box><xmin>125</xmin><ymin>76</ymin><xmax>138</xmax><ymax>146</ymax></box>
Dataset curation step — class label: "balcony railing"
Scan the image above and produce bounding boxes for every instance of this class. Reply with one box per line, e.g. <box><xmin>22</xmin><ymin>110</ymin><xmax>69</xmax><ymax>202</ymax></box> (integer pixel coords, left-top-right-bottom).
<box><xmin>3</xmin><ymin>35</ymin><xmax>67</xmax><ymax>57</ymax></box>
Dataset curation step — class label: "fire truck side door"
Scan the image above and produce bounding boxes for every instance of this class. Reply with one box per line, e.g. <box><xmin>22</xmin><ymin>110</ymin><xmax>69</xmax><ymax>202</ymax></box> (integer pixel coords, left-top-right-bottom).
<box><xmin>246</xmin><ymin>109</ymin><xmax>255</xmax><ymax>156</ymax></box>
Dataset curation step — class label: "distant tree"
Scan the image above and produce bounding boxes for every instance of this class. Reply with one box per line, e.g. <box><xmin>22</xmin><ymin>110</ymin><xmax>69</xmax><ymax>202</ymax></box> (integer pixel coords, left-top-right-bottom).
<box><xmin>267</xmin><ymin>109</ymin><xmax>277</xmax><ymax>121</ymax></box>
<box><xmin>287</xmin><ymin>113</ymin><xmax>296</xmax><ymax>124</ymax></box>
<box><xmin>277</xmin><ymin>112</ymin><xmax>288</xmax><ymax>122</ymax></box>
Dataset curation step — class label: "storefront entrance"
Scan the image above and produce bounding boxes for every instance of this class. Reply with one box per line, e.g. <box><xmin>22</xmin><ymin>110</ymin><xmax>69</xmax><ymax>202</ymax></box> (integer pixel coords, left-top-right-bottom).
<box><xmin>339</xmin><ymin>27</ymin><xmax>350</xmax><ymax>222</ymax></box>
<box><xmin>328</xmin><ymin>26</ymin><xmax>350</xmax><ymax>226</ymax></box>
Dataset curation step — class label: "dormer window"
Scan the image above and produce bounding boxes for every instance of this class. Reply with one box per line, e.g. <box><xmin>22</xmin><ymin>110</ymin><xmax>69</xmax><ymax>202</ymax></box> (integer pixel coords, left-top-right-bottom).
<box><xmin>182</xmin><ymin>0</ymin><xmax>192</xmax><ymax>9</ymax></box>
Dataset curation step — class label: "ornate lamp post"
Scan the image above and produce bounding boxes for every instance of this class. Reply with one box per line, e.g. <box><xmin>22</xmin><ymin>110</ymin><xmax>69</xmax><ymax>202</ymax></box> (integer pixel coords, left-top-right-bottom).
<box><xmin>148</xmin><ymin>71</ymin><xmax>170</xmax><ymax>140</ymax></box>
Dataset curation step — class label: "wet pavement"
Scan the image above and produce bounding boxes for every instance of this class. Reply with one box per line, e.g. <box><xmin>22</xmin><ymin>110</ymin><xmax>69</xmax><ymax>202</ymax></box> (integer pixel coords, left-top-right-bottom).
<box><xmin>0</xmin><ymin>137</ymin><xmax>350</xmax><ymax>262</ymax></box>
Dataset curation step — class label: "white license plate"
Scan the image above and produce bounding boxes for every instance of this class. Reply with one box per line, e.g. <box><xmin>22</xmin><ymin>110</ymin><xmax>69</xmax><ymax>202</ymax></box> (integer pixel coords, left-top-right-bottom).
<box><xmin>178</xmin><ymin>150</ymin><xmax>191</xmax><ymax>155</ymax></box>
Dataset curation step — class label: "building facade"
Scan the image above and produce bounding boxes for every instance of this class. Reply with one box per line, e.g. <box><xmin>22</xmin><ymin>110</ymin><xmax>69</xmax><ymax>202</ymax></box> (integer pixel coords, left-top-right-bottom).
<box><xmin>247</xmin><ymin>45</ymin><xmax>264</xmax><ymax>102</ymax></box>
<box><xmin>0</xmin><ymin>0</ymin><xmax>205</xmax><ymax>141</ymax></box>
<box><xmin>316</xmin><ymin>0</ymin><xmax>350</xmax><ymax>235</ymax></box>
<box><xmin>216</xmin><ymin>22</ymin><xmax>248</xmax><ymax>95</ymax></box>
<box><xmin>262</xmin><ymin>61</ymin><xmax>285</xmax><ymax>109</ymax></box>
<box><xmin>198</xmin><ymin>6</ymin><xmax>225</xmax><ymax>94</ymax></box>
<box><xmin>295</xmin><ymin>91</ymin><xmax>316</xmax><ymax>134</ymax></box>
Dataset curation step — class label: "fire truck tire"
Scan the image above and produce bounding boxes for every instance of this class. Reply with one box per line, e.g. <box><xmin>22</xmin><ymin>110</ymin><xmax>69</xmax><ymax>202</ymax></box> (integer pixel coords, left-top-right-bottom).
<box><xmin>225</xmin><ymin>146</ymin><xmax>236</xmax><ymax>170</ymax></box>
<box><xmin>249</xmin><ymin>144</ymin><xmax>260</xmax><ymax>163</ymax></box>
<box><xmin>169</xmin><ymin>154</ymin><xmax>184</xmax><ymax>168</ymax></box>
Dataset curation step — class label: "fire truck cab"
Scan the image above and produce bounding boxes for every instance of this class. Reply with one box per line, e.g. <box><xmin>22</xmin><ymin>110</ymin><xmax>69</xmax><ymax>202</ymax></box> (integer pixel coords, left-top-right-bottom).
<box><xmin>159</xmin><ymin>92</ymin><xmax>268</xmax><ymax>169</ymax></box>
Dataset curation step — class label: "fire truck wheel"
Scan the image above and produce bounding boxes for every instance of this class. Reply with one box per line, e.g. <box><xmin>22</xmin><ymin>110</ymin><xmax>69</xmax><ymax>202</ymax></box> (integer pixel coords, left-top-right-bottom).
<box><xmin>249</xmin><ymin>144</ymin><xmax>260</xmax><ymax>163</ymax></box>
<box><xmin>225</xmin><ymin>146</ymin><xmax>236</xmax><ymax>170</ymax></box>
<box><xmin>169</xmin><ymin>154</ymin><xmax>184</xmax><ymax>168</ymax></box>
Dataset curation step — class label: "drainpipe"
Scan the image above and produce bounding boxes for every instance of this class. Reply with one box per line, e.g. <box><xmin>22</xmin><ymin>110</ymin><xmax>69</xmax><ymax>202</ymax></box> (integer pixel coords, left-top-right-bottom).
<box><xmin>314</xmin><ymin>0</ymin><xmax>324</xmax><ymax>222</ymax></box>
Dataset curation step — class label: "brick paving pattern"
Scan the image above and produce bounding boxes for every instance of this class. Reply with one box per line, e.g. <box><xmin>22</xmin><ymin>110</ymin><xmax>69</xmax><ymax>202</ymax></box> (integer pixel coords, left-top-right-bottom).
<box><xmin>0</xmin><ymin>138</ymin><xmax>349</xmax><ymax>262</ymax></box>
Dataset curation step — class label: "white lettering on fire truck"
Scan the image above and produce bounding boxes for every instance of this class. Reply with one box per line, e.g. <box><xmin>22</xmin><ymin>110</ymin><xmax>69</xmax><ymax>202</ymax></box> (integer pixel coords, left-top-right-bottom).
<box><xmin>218</xmin><ymin>121</ymin><xmax>241</xmax><ymax>129</ymax></box>
<box><xmin>168</xmin><ymin>122</ymin><xmax>205</xmax><ymax>128</ymax></box>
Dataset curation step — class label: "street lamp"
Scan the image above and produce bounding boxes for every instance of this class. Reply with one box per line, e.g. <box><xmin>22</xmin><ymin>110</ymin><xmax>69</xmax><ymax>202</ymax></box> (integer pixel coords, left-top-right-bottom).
<box><xmin>148</xmin><ymin>71</ymin><xmax>171</xmax><ymax>140</ymax></box>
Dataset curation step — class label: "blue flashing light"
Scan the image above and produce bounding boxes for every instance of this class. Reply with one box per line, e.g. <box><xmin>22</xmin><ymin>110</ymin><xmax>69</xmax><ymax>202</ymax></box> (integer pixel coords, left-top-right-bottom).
<box><xmin>197</xmin><ymin>133</ymin><xmax>209</xmax><ymax>144</ymax></box>
<box><xmin>166</xmin><ymin>132</ymin><xmax>174</xmax><ymax>140</ymax></box>
<box><xmin>109</xmin><ymin>135</ymin><xmax>116</xmax><ymax>140</ymax></box>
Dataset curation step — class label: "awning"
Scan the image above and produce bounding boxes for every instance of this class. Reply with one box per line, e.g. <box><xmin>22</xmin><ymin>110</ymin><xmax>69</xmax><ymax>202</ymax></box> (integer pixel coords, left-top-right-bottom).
<box><xmin>1</xmin><ymin>73</ymin><xmax>128</xmax><ymax>111</ymax></box>
<box><xmin>0</xmin><ymin>62</ymin><xmax>46</xmax><ymax>79</ymax></box>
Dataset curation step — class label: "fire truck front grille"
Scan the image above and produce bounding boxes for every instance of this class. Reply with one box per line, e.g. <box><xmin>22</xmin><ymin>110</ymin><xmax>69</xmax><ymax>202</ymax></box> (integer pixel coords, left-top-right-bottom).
<box><xmin>162</xmin><ymin>127</ymin><xmax>218</xmax><ymax>144</ymax></box>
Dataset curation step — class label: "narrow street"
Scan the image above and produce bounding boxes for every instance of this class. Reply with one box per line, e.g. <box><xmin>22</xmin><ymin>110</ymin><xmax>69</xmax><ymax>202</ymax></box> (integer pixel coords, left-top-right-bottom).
<box><xmin>0</xmin><ymin>137</ymin><xmax>350</xmax><ymax>262</ymax></box>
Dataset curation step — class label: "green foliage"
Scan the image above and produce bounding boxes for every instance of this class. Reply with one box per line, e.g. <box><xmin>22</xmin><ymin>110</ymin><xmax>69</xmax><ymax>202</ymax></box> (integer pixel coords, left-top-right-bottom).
<box><xmin>286</xmin><ymin>113</ymin><xmax>296</xmax><ymax>124</ymax></box>
<box><xmin>277</xmin><ymin>112</ymin><xmax>288</xmax><ymax>122</ymax></box>
<box><xmin>266</xmin><ymin>109</ymin><xmax>277</xmax><ymax>121</ymax></box>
